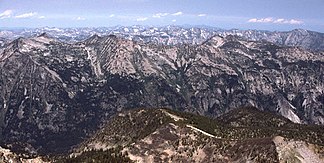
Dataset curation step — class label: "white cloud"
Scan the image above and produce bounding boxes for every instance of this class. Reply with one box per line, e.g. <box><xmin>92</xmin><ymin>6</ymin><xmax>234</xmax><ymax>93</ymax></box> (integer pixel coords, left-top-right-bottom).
<box><xmin>198</xmin><ymin>14</ymin><xmax>206</xmax><ymax>17</ymax></box>
<box><xmin>0</xmin><ymin>10</ymin><xmax>13</xmax><ymax>19</ymax></box>
<box><xmin>152</xmin><ymin>13</ymin><xmax>169</xmax><ymax>18</ymax></box>
<box><xmin>38</xmin><ymin>16</ymin><xmax>45</xmax><ymax>19</ymax></box>
<box><xmin>248</xmin><ymin>17</ymin><xmax>303</xmax><ymax>25</ymax></box>
<box><xmin>76</xmin><ymin>17</ymin><xmax>86</xmax><ymax>21</ymax></box>
<box><xmin>15</xmin><ymin>12</ymin><xmax>37</xmax><ymax>18</ymax></box>
<box><xmin>262</xmin><ymin>17</ymin><xmax>274</xmax><ymax>23</ymax></box>
<box><xmin>273</xmin><ymin>18</ymin><xmax>285</xmax><ymax>23</ymax></box>
<box><xmin>136</xmin><ymin>17</ymin><xmax>148</xmax><ymax>21</ymax></box>
<box><xmin>109</xmin><ymin>14</ymin><xmax>115</xmax><ymax>18</ymax></box>
<box><xmin>172</xmin><ymin>19</ymin><xmax>176</xmax><ymax>22</ymax></box>
<box><xmin>172</xmin><ymin>12</ymin><xmax>183</xmax><ymax>16</ymax></box>
<box><xmin>248</xmin><ymin>17</ymin><xmax>273</xmax><ymax>23</ymax></box>
<box><xmin>248</xmin><ymin>18</ymin><xmax>257</xmax><ymax>22</ymax></box>
<box><xmin>287</xmin><ymin>19</ymin><xmax>303</xmax><ymax>25</ymax></box>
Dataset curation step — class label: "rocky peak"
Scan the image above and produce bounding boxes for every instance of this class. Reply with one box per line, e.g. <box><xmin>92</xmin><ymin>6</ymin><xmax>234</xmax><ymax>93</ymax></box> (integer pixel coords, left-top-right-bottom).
<box><xmin>85</xmin><ymin>34</ymin><xmax>101</xmax><ymax>44</ymax></box>
<box><xmin>291</xmin><ymin>28</ymin><xmax>309</xmax><ymax>35</ymax></box>
<box><xmin>202</xmin><ymin>35</ymin><xmax>225</xmax><ymax>47</ymax></box>
<box><xmin>38</xmin><ymin>32</ymin><xmax>50</xmax><ymax>38</ymax></box>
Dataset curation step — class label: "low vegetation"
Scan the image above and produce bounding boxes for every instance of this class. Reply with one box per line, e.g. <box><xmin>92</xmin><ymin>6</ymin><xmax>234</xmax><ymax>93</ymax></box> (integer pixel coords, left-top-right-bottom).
<box><xmin>55</xmin><ymin>147</ymin><xmax>131</xmax><ymax>163</ymax></box>
<box><xmin>167</xmin><ymin>106</ymin><xmax>324</xmax><ymax>145</ymax></box>
<box><xmin>54</xmin><ymin>107</ymin><xmax>324</xmax><ymax>162</ymax></box>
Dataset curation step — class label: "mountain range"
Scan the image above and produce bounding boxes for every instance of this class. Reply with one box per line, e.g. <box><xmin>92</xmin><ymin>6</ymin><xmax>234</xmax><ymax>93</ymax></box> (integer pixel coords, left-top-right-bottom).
<box><xmin>1</xmin><ymin>26</ymin><xmax>324</xmax><ymax>51</ymax></box>
<box><xmin>0</xmin><ymin>26</ymin><xmax>323</xmax><ymax>162</ymax></box>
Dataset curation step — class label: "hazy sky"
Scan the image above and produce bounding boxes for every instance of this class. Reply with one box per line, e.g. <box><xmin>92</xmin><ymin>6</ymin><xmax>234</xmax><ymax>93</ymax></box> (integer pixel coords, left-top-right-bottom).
<box><xmin>0</xmin><ymin>0</ymin><xmax>323</xmax><ymax>32</ymax></box>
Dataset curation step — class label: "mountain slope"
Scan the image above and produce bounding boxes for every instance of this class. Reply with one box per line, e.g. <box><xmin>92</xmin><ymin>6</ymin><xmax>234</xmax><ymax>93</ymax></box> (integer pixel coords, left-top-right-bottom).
<box><xmin>0</xmin><ymin>33</ymin><xmax>323</xmax><ymax>155</ymax></box>
<box><xmin>66</xmin><ymin>108</ymin><xmax>324</xmax><ymax>163</ymax></box>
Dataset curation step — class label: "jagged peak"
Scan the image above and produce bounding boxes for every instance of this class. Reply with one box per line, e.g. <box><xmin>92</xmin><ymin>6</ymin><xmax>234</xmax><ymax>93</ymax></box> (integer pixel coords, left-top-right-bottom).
<box><xmin>9</xmin><ymin>37</ymin><xmax>25</xmax><ymax>48</ymax></box>
<box><xmin>31</xmin><ymin>32</ymin><xmax>56</xmax><ymax>44</ymax></box>
<box><xmin>203</xmin><ymin>34</ymin><xmax>248</xmax><ymax>46</ymax></box>
<box><xmin>224</xmin><ymin>34</ymin><xmax>246</xmax><ymax>42</ymax></box>
<box><xmin>291</xmin><ymin>28</ymin><xmax>309</xmax><ymax>35</ymax></box>
<box><xmin>101</xmin><ymin>34</ymin><xmax>118</xmax><ymax>41</ymax></box>
<box><xmin>210</xmin><ymin>34</ymin><xmax>225</xmax><ymax>40</ymax></box>
<box><xmin>292</xmin><ymin>28</ymin><xmax>308</xmax><ymax>32</ymax></box>
<box><xmin>84</xmin><ymin>34</ymin><xmax>102</xmax><ymax>43</ymax></box>
<box><xmin>84</xmin><ymin>34</ymin><xmax>122</xmax><ymax>46</ymax></box>
<box><xmin>201</xmin><ymin>34</ymin><xmax>225</xmax><ymax>47</ymax></box>
<box><xmin>90</xmin><ymin>33</ymin><xmax>100</xmax><ymax>39</ymax></box>
<box><xmin>37</xmin><ymin>32</ymin><xmax>50</xmax><ymax>38</ymax></box>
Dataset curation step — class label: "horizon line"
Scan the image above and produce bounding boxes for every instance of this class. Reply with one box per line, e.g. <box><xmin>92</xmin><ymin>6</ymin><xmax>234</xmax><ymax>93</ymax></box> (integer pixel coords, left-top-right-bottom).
<box><xmin>0</xmin><ymin>25</ymin><xmax>322</xmax><ymax>34</ymax></box>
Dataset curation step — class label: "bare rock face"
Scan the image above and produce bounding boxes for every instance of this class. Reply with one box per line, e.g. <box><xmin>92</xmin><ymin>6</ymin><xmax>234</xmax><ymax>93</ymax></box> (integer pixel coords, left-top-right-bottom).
<box><xmin>0</xmin><ymin>32</ymin><xmax>323</xmax><ymax>155</ymax></box>
<box><xmin>0</xmin><ymin>146</ymin><xmax>47</xmax><ymax>163</ymax></box>
<box><xmin>273</xmin><ymin>136</ymin><xmax>323</xmax><ymax>163</ymax></box>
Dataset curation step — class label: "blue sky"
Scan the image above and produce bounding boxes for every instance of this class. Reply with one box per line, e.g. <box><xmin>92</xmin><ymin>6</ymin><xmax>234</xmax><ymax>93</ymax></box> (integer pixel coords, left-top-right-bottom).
<box><xmin>0</xmin><ymin>0</ymin><xmax>323</xmax><ymax>32</ymax></box>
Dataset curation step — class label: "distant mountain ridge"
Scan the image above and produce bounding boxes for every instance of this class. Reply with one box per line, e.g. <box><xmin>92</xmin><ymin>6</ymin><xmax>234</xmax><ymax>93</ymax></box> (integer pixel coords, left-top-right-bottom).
<box><xmin>1</xmin><ymin>26</ymin><xmax>324</xmax><ymax>51</ymax></box>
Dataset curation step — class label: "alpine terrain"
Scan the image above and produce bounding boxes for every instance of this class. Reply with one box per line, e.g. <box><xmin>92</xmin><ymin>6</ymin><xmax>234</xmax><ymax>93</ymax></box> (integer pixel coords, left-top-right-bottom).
<box><xmin>0</xmin><ymin>26</ymin><xmax>323</xmax><ymax>162</ymax></box>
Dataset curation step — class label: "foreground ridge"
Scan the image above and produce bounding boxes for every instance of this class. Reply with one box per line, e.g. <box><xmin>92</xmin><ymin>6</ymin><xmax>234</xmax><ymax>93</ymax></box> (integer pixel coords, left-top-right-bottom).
<box><xmin>65</xmin><ymin>108</ymin><xmax>324</xmax><ymax>163</ymax></box>
<box><xmin>1</xmin><ymin>108</ymin><xmax>323</xmax><ymax>162</ymax></box>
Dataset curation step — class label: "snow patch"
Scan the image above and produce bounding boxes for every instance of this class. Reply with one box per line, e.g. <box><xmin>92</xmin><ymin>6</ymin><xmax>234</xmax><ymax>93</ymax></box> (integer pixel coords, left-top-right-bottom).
<box><xmin>68</xmin><ymin>91</ymin><xmax>76</xmax><ymax>99</ymax></box>
<box><xmin>302</xmin><ymin>99</ymin><xmax>308</xmax><ymax>108</ymax></box>
<box><xmin>65</xmin><ymin>55</ymin><xmax>74</xmax><ymax>62</ymax></box>
<box><xmin>3</xmin><ymin>102</ymin><xmax>7</xmax><ymax>109</ymax></box>
<box><xmin>24</xmin><ymin>87</ymin><xmax>27</xmax><ymax>95</ymax></box>
<box><xmin>43</xmin><ymin>66</ymin><xmax>64</xmax><ymax>83</ymax></box>
<box><xmin>161</xmin><ymin>110</ymin><xmax>184</xmax><ymax>122</ymax></box>
<box><xmin>278</xmin><ymin>100</ymin><xmax>301</xmax><ymax>124</ymax></box>
<box><xmin>211</xmin><ymin>36</ymin><xmax>225</xmax><ymax>47</ymax></box>
<box><xmin>17</xmin><ymin>108</ymin><xmax>24</xmax><ymax>119</ymax></box>
<box><xmin>186</xmin><ymin>125</ymin><xmax>220</xmax><ymax>138</ymax></box>
<box><xmin>45</xmin><ymin>101</ymin><xmax>53</xmax><ymax>113</ymax></box>
<box><xmin>86</xmin><ymin>47</ymin><xmax>103</xmax><ymax>77</ymax></box>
